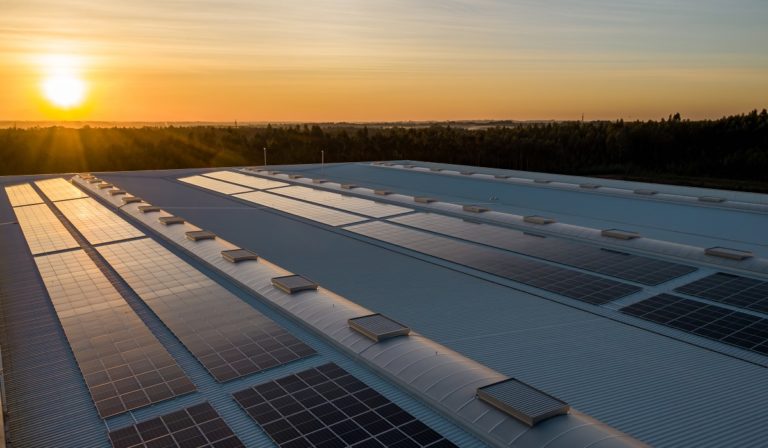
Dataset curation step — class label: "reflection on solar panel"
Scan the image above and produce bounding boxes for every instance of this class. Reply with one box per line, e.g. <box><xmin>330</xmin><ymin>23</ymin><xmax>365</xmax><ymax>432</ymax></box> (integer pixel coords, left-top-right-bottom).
<box><xmin>233</xmin><ymin>191</ymin><xmax>366</xmax><ymax>227</ymax></box>
<box><xmin>34</xmin><ymin>177</ymin><xmax>89</xmax><ymax>201</ymax></box>
<box><xmin>347</xmin><ymin>221</ymin><xmax>640</xmax><ymax>304</ymax></box>
<box><xmin>35</xmin><ymin>250</ymin><xmax>194</xmax><ymax>418</ymax></box>
<box><xmin>108</xmin><ymin>402</ymin><xmax>244</xmax><ymax>448</ymax></box>
<box><xmin>676</xmin><ymin>273</ymin><xmax>768</xmax><ymax>314</ymax></box>
<box><xmin>233</xmin><ymin>363</ymin><xmax>457</xmax><ymax>448</ymax></box>
<box><xmin>621</xmin><ymin>294</ymin><xmax>768</xmax><ymax>355</ymax></box>
<box><xmin>178</xmin><ymin>175</ymin><xmax>252</xmax><ymax>195</ymax></box>
<box><xmin>271</xmin><ymin>185</ymin><xmax>412</xmax><ymax>218</ymax></box>
<box><xmin>4</xmin><ymin>183</ymin><xmax>43</xmax><ymax>207</ymax></box>
<box><xmin>13</xmin><ymin>203</ymin><xmax>80</xmax><ymax>255</ymax></box>
<box><xmin>55</xmin><ymin>198</ymin><xmax>144</xmax><ymax>245</ymax></box>
<box><xmin>391</xmin><ymin>213</ymin><xmax>695</xmax><ymax>285</ymax></box>
<box><xmin>202</xmin><ymin>170</ymin><xmax>288</xmax><ymax>190</ymax></box>
<box><xmin>97</xmin><ymin>238</ymin><xmax>315</xmax><ymax>382</ymax></box>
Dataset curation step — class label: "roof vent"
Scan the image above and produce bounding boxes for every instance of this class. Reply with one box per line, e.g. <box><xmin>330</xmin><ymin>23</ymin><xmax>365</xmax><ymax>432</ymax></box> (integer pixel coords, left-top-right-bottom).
<box><xmin>523</xmin><ymin>215</ymin><xmax>555</xmax><ymax>225</ymax></box>
<box><xmin>87</xmin><ymin>178</ymin><xmax>103</xmax><ymax>184</ymax></box>
<box><xmin>108</xmin><ymin>189</ymin><xmax>127</xmax><ymax>196</ymax></box>
<box><xmin>371</xmin><ymin>161</ymin><xmax>384</xmax><ymax>166</ymax></box>
<box><xmin>221</xmin><ymin>249</ymin><xmax>259</xmax><ymax>263</ymax></box>
<box><xmin>348</xmin><ymin>314</ymin><xmax>410</xmax><ymax>342</ymax></box>
<box><xmin>579</xmin><ymin>183</ymin><xmax>600</xmax><ymax>189</ymax></box>
<box><xmin>341</xmin><ymin>184</ymin><xmax>357</xmax><ymax>190</ymax></box>
<box><xmin>289</xmin><ymin>174</ymin><xmax>303</xmax><ymax>179</ymax></box>
<box><xmin>601</xmin><ymin>229</ymin><xmax>640</xmax><ymax>240</ymax></box>
<box><xmin>403</xmin><ymin>164</ymin><xmax>415</xmax><ymax>168</ymax></box>
<box><xmin>185</xmin><ymin>230</ymin><xmax>216</xmax><ymax>241</ymax></box>
<box><xmin>533</xmin><ymin>179</ymin><xmax>550</xmax><ymax>184</ymax></box>
<box><xmin>634</xmin><ymin>189</ymin><xmax>657</xmax><ymax>195</ymax></box>
<box><xmin>494</xmin><ymin>174</ymin><xmax>510</xmax><ymax>179</ymax></box>
<box><xmin>460</xmin><ymin>171</ymin><xmax>475</xmax><ymax>175</ymax></box>
<box><xmin>78</xmin><ymin>173</ymin><xmax>94</xmax><ymax>179</ymax></box>
<box><xmin>158</xmin><ymin>216</ymin><xmax>185</xmax><ymax>226</ymax></box>
<box><xmin>271</xmin><ymin>275</ymin><xmax>318</xmax><ymax>294</ymax></box>
<box><xmin>414</xmin><ymin>196</ymin><xmax>436</xmax><ymax>204</ymax></box>
<box><xmin>312</xmin><ymin>178</ymin><xmax>327</xmax><ymax>184</ymax></box>
<box><xmin>705</xmin><ymin>247</ymin><xmax>753</xmax><ymax>261</ymax></box>
<box><xmin>463</xmin><ymin>204</ymin><xmax>490</xmax><ymax>213</ymax></box>
<box><xmin>138</xmin><ymin>205</ymin><xmax>161</xmax><ymax>213</ymax></box>
<box><xmin>268</xmin><ymin>171</ymin><xmax>280</xmax><ymax>175</ymax></box>
<box><xmin>122</xmin><ymin>196</ymin><xmax>142</xmax><ymax>204</ymax></box>
<box><xmin>374</xmin><ymin>189</ymin><xmax>392</xmax><ymax>196</ymax></box>
<box><xmin>97</xmin><ymin>183</ymin><xmax>114</xmax><ymax>189</ymax></box>
<box><xmin>430</xmin><ymin>167</ymin><xmax>443</xmax><ymax>172</ymax></box>
<box><xmin>381</xmin><ymin>162</ymin><xmax>394</xmax><ymax>166</ymax></box>
<box><xmin>477</xmin><ymin>379</ymin><xmax>570</xmax><ymax>427</ymax></box>
<box><xmin>699</xmin><ymin>196</ymin><xmax>725</xmax><ymax>203</ymax></box>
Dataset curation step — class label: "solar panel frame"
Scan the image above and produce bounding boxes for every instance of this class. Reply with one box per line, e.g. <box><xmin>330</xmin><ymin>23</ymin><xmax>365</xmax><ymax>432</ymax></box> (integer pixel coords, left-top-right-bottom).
<box><xmin>54</xmin><ymin>198</ymin><xmax>145</xmax><ymax>245</ymax></box>
<box><xmin>35</xmin><ymin>178</ymin><xmax>89</xmax><ymax>201</ymax></box>
<box><xmin>178</xmin><ymin>175</ymin><xmax>253</xmax><ymax>195</ymax></box>
<box><xmin>202</xmin><ymin>170</ymin><xmax>289</xmax><ymax>190</ymax></box>
<box><xmin>4</xmin><ymin>183</ymin><xmax>44</xmax><ymax>207</ymax></box>
<box><xmin>270</xmin><ymin>185</ymin><xmax>412</xmax><ymax>218</ymax></box>
<box><xmin>233</xmin><ymin>191</ymin><xmax>367</xmax><ymax>227</ymax></box>
<box><xmin>12</xmin><ymin>203</ymin><xmax>80</xmax><ymax>255</ymax></box>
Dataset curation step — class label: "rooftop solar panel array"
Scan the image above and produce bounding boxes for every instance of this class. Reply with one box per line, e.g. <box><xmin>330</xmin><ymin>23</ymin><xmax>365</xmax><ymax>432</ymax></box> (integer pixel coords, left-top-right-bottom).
<box><xmin>233</xmin><ymin>191</ymin><xmax>366</xmax><ymax>227</ymax></box>
<box><xmin>621</xmin><ymin>294</ymin><xmax>768</xmax><ymax>355</ymax></box>
<box><xmin>35</xmin><ymin>250</ymin><xmax>194</xmax><ymax>418</ymax></box>
<box><xmin>271</xmin><ymin>185</ymin><xmax>412</xmax><ymax>218</ymax></box>
<box><xmin>391</xmin><ymin>213</ymin><xmax>695</xmax><ymax>285</ymax></box>
<box><xmin>676</xmin><ymin>273</ymin><xmax>768</xmax><ymax>314</ymax></box>
<box><xmin>202</xmin><ymin>170</ymin><xmax>288</xmax><ymax>190</ymax></box>
<box><xmin>54</xmin><ymin>198</ymin><xmax>145</xmax><ymax>245</ymax></box>
<box><xmin>12</xmin><ymin>203</ymin><xmax>80</xmax><ymax>255</ymax></box>
<box><xmin>97</xmin><ymin>238</ymin><xmax>315</xmax><ymax>382</ymax></box>
<box><xmin>4</xmin><ymin>183</ymin><xmax>44</xmax><ymax>206</ymax></box>
<box><xmin>178</xmin><ymin>175</ymin><xmax>253</xmax><ymax>195</ymax></box>
<box><xmin>107</xmin><ymin>402</ymin><xmax>245</xmax><ymax>448</ymax></box>
<box><xmin>347</xmin><ymin>221</ymin><xmax>640</xmax><ymax>305</ymax></box>
<box><xmin>233</xmin><ymin>363</ymin><xmax>457</xmax><ymax>448</ymax></box>
<box><xmin>34</xmin><ymin>177</ymin><xmax>89</xmax><ymax>201</ymax></box>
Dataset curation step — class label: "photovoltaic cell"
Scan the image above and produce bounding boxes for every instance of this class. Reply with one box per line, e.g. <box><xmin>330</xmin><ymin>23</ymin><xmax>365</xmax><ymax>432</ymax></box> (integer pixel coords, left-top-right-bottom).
<box><xmin>391</xmin><ymin>213</ymin><xmax>695</xmax><ymax>285</ymax></box>
<box><xmin>347</xmin><ymin>221</ymin><xmax>640</xmax><ymax>305</ymax></box>
<box><xmin>35</xmin><ymin>177</ymin><xmax>89</xmax><ymax>202</ymax></box>
<box><xmin>97</xmin><ymin>238</ymin><xmax>315</xmax><ymax>382</ymax></box>
<box><xmin>676</xmin><ymin>273</ymin><xmax>768</xmax><ymax>314</ymax></box>
<box><xmin>108</xmin><ymin>402</ymin><xmax>244</xmax><ymax>448</ymax></box>
<box><xmin>621</xmin><ymin>293</ymin><xmax>768</xmax><ymax>355</ymax></box>
<box><xmin>178</xmin><ymin>175</ymin><xmax>253</xmax><ymax>195</ymax></box>
<box><xmin>12</xmin><ymin>203</ymin><xmax>80</xmax><ymax>255</ymax></box>
<box><xmin>271</xmin><ymin>185</ymin><xmax>412</xmax><ymax>218</ymax></box>
<box><xmin>54</xmin><ymin>198</ymin><xmax>145</xmax><ymax>245</ymax></box>
<box><xmin>202</xmin><ymin>170</ymin><xmax>288</xmax><ymax>190</ymax></box>
<box><xmin>233</xmin><ymin>363</ymin><xmax>457</xmax><ymax>448</ymax></box>
<box><xmin>4</xmin><ymin>183</ymin><xmax>44</xmax><ymax>207</ymax></box>
<box><xmin>233</xmin><ymin>191</ymin><xmax>366</xmax><ymax>227</ymax></box>
<box><xmin>35</xmin><ymin>250</ymin><xmax>194</xmax><ymax>418</ymax></box>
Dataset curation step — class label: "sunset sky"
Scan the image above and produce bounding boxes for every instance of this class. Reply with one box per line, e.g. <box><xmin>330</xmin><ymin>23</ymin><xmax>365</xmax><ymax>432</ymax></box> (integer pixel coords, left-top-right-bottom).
<box><xmin>2</xmin><ymin>0</ymin><xmax>767</xmax><ymax>122</ymax></box>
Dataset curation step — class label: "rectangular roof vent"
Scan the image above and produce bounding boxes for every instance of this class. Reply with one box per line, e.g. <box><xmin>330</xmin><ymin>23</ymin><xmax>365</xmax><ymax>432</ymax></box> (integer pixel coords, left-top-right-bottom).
<box><xmin>271</xmin><ymin>275</ymin><xmax>318</xmax><ymax>294</ymax></box>
<box><xmin>348</xmin><ymin>313</ymin><xmax>410</xmax><ymax>342</ymax></box>
<box><xmin>579</xmin><ymin>183</ymin><xmax>600</xmax><ymax>189</ymax></box>
<box><xmin>601</xmin><ymin>229</ymin><xmax>641</xmax><ymax>240</ymax></box>
<box><xmin>158</xmin><ymin>216</ymin><xmax>185</xmax><ymax>226</ymax></box>
<box><xmin>403</xmin><ymin>164</ymin><xmax>415</xmax><ymax>168</ymax></box>
<box><xmin>108</xmin><ymin>189</ymin><xmax>127</xmax><ymax>196</ymax></box>
<box><xmin>87</xmin><ymin>178</ymin><xmax>103</xmax><ymax>184</ymax></box>
<box><xmin>699</xmin><ymin>196</ymin><xmax>726</xmax><ymax>203</ymax></box>
<box><xmin>121</xmin><ymin>196</ymin><xmax>142</xmax><ymax>204</ymax></box>
<box><xmin>97</xmin><ymin>183</ymin><xmax>114</xmax><ymax>189</ymax></box>
<box><xmin>460</xmin><ymin>171</ymin><xmax>475</xmax><ymax>175</ymax></box>
<box><xmin>477</xmin><ymin>378</ymin><xmax>570</xmax><ymax>427</ymax></box>
<box><xmin>185</xmin><ymin>230</ymin><xmax>216</xmax><ymax>241</ymax></box>
<box><xmin>289</xmin><ymin>174</ymin><xmax>303</xmax><ymax>179</ymax></box>
<box><xmin>268</xmin><ymin>170</ymin><xmax>281</xmax><ymax>175</ymax></box>
<box><xmin>430</xmin><ymin>167</ymin><xmax>442</xmax><ymax>172</ymax></box>
<box><xmin>374</xmin><ymin>189</ymin><xmax>392</xmax><ymax>195</ymax></box>
<box><xmin>533</xmin><ymin>179</ymin><xmax>551</xmax><ymax>184</ymax></box>
<box><xmin>634</xmin><ymin>189</ymin><xmax>657</xmax><ymax>195</ymax></box>
<box><xmin>312</xmin><ymin>178</ymin><xmax>327</xmax><ymax>184</ymax></box>
<box><xmin>138</xmin><ymin>205</ymin><xmax>161</xmax><ymax>213</ymax></box>
<box><xmin>494</xmin><ymin>174</ymin><xmax>510</xmax><ymax>179</ymax></box>
<box><xmin>705</xmin><ymin>247</ymin><xmax>753</xmax><ymax>261</ymax></box>
<box><xmin>341</xmin><ymin>183</ymin><xmax>357</xmax><ymax>190</ymax></box>
<box><xmin>221</xmin><ymin>248</ymin><xmax>259</xmax><ymax>263</ymax></box>
<box><xmin>414</xmin><ymin>196</ymin><xmax>436</xmax><ymax>204</ymax></box>
<box><xmin>523</xmin><ymin>215</ymin><xmax>555</xmax><ymax>225</ymax></box>
<box><xmin>463</xmin><ymin>204</ymin><xmax>490</xmax><ymax>213</ymax></box>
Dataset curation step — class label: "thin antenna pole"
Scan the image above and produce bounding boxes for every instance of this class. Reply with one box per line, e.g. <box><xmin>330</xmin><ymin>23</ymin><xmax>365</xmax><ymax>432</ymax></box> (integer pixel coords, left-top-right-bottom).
<box><xmin>321</xmin><ymin>150</ymin><xmax>324</xmax><ymax>174</ymax></box>
<box><xmin>263</xmin><ymin>147</ymin><xmax>267</xmax><ymax>168</ymax></box>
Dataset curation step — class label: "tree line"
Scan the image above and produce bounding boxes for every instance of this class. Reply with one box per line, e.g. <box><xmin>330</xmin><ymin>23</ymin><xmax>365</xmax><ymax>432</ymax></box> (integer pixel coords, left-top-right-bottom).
<box><xmin>1</xmin><ymin>109</ymin><xmax>766</xmax><ymax>192</ymax></box>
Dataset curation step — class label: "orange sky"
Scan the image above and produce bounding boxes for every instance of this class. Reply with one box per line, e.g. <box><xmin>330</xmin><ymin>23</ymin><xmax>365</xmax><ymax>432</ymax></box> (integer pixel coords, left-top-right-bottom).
<box><xmin>2</xmin><ymin>1</ymin><xmax>767</xmax><ymax>122</ymax></box>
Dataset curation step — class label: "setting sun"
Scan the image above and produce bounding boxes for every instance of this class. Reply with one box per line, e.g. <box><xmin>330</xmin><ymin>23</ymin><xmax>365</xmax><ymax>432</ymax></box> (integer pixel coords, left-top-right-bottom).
<box><xmin>38</xmin><ymin>53</ymin><xmax>87</xmax><ymax>110</ymax></box>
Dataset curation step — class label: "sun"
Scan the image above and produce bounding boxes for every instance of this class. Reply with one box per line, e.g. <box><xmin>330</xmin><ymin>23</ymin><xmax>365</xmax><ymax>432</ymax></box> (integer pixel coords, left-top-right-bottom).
<box><xmin>38</xmin><ymin>54</ymin><xmax>88</xmax><ymax>109</ymax></box>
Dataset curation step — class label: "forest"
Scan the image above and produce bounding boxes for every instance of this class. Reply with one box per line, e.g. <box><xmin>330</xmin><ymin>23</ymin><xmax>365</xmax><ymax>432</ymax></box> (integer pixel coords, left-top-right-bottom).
<box><xmin>1</xmin><ymin>109</ymin><xmax>767</xmax><ymax>192</ymax></box>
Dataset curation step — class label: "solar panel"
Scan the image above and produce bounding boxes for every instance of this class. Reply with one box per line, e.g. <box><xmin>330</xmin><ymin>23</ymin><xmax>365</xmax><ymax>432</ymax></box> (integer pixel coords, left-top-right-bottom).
<box><xmin>272</xmin><ymin>275</ymin><xmax>319</xmax><ymax>294</ymax></box>
<box><xmin>221</xmin><ymin>248</ymin><xmax>259</xmax><ymax>263</ymax></box>
<box><xmin>621</xmin><ymin>294</ymin><xmax>768</xmax><ymax>355</ymax></box>
<box><xmin>178</xmin><ymin>175</ymin><xmax>253</xmax><ymax>195</ymax></box>
<box><xmin>233</xmin><ymin>191</ymin><xmax>366</xmax><ymax>227</ymax></box>
<box><xmin>390</xmin><ymin>213</ymin><xmax>695</xmax><ymax>286</ymax></box>
<box><xmin>35</xmin><ymin>178</ymin><xmax>89</xmax><ymax>201</ymax></box>
<box><xmin>108</xmin><ymin>402</ymin><xmax>244</xmax><ymax>448</ymax></box>
<box><xmin>202</xmin><ymin>170</ymin><xmax>288</xmax><ymax>190</ymax></box>
<box><xmin>676</xmin><ymin>273</ymin><xmax>768</xmax><ymax>314</ymax></box>
<box><xmin>97</xmin><ymin>238</ymin><xmax>315</xmax><ymax>382</ymax></box>
<box><xmin>35</xmin><ymin>250</ymin><xmax>194</xmax><ymax>418</ymax></box>
<box><xmin>271</xmin><ymin>185</ymin><xmax>412</xmax><ymax>218</ymax></box>
<box><xmin>348</xmin><ymin>314</ymin><xmax>411</xmax><ymax>342</ymax></box>
<box><xmin>54</xmin><ymin>198</ymin><xmax>145</xmax><ymax>245</ymax></box>
<box><xmin>232</xmin><ymin>363</ymin><xmax>457</xmax><ymax>448</ymax></box>
<box><xmin>4</xmin><ymin>183</ymin><xmax>44</xmax><ymax>207</ymax></box>
<box><xmin>12</xmin><ymin>203</ymin><xmax>80</xmax><ymax>255</ymax></box>
<box><xmin>347</xmin><ymin>221</ymin><xmax>640</xmax><ymax>305</ymax></box>
<box><xmin>477</xmin><ymin>379</ymin><xmax>569</xmax><ymax>427</ymax></box>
